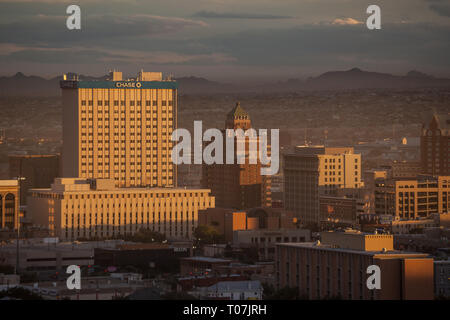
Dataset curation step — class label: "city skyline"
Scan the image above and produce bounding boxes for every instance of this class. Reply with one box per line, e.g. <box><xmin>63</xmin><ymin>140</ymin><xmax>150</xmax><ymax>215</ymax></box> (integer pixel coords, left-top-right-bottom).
<box><xmin>0</xmin><ymin>0</ymin><xmax>449</xmax><ymax>303</ymax></box>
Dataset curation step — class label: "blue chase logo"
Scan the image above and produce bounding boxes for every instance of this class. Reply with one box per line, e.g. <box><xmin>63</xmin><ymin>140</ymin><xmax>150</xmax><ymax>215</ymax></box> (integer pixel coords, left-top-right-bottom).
<box><xmin>115</xmin><ymin>82</ymin><xmax>142</xmax><ymax>88</ymax></box>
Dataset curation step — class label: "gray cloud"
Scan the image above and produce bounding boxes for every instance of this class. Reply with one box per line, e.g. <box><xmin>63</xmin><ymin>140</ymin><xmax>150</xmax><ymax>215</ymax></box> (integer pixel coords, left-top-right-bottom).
<box><xmin>425</xmin><ymin>0</ymin><xmax>450</xmax><ymax>17</ymax></box>
<box><xmin>192</xmin><ymin>11</ymin><xmax>293</xmax><ymax>20</ymax></box>
<box><xmin>2</xmin><ymin>48</ymin><xmax>126</xmax><ymax>64</ymax></box>
<box><xmin>2</xmin><ymin>22</ymin><xmax>450</xmax><ymax>73</ymax></box>
<box><xmin>195</xmin><ymin>23</ymin><xmax>450</xmax><ymax>69</ymax></box>
<box><xmin>1</xmin><ymin>0</ymin><xmax>450</xmax><ymax>77</ymax></box>
<box><xmin>429</xmin><ymin>4</ymin><xmax>450</xmax><ymax>17</ymax></box>
<box><xmin>0</xmin><ymin>14</ymin><xmax>207</xmax><ymax>46</ymax></box>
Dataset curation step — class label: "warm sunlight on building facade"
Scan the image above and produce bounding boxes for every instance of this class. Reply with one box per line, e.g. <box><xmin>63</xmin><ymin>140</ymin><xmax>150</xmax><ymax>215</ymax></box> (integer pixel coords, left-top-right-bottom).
<box><xmin>28</xmin><ymin>178</ymin><xmax>214</xmax><ymax>241</ymax></box>
<box><xmin>61</xmin><ymin>71</ymin><xmax>177</xmax><ymax>188</ymax></box>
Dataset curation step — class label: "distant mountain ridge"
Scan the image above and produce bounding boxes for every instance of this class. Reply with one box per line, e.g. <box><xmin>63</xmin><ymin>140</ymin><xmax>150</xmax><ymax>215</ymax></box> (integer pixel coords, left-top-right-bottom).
<box><xmin>1</xmin><ymin>68</ymin><xmax>449</xmax><ymax>96</ymax></box>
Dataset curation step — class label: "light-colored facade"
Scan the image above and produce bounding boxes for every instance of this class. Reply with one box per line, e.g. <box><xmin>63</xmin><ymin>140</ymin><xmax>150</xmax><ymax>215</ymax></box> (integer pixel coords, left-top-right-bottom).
<box><xmin>27</xmin><ymin>178</ymin><xmax>214</xmax><ymax>241</ymax></box>
<box><xmin>316</xmin><ymin>147</ymin><xmax>363</xmax><ymax>194</ymax></box>
<box><xmin>284</xmin><ymin>146</ymin><xmax>363</xmax><ymax>225</ymax></box>
<box><xmin>382</xmin><ymin>161</ymin><xmax>422</xmax><ymax>179</ymax></box>
<box><xmin>375</xmin><ymin>175</ymin><xmax>450</xmax><ymax>219</ymax></box>
<box><xmin>0</xmin><ymin>180</ymin><xmax>19</xmax><ymax>230</ymax></box>
<box><xmin>61</xmin><ymin>71</ymin><xmax>177</xmax><ymax>188</ymax></box>
<box><xmin>276</xmin><ymin>230</ymin><xmax>434</xmax><ymax>300</ymax></box>
<box><xmin>233</xmin><ymin>228</ymin><xmax>311</xmax><ymax>261</ymax></box>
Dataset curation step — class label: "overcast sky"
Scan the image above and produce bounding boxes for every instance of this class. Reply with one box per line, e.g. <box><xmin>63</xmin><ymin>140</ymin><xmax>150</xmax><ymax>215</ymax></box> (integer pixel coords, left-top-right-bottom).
<box><xmin>1</xmin><ymin>0</ymin><xmax>450</xmax><ymax>81</ymax></box>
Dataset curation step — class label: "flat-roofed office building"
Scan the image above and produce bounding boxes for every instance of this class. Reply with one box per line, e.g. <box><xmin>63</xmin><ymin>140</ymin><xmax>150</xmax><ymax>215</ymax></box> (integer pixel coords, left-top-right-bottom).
<box><xmin>276</xmin><ymin>230</ymin><xmax>434</xmax><ymax>300</ymax></box>
<box><xmin>284</xmin><ymin>146</ymin><xmax>363</xmax><ymax>225</ymax></box>
<box><xmin>60</xmin><ymin>71</ymin><xmax>177</xmax><ymax>188</ymax></box>
<box><xmin>28</xmin><ymin>178</ymin><xmax>215</xmax><ymax>241</ymax></box>
<box><xmin>374</xmin><ymin>175</ymin><xmax>450</xmax><ymax>219</ymax></box>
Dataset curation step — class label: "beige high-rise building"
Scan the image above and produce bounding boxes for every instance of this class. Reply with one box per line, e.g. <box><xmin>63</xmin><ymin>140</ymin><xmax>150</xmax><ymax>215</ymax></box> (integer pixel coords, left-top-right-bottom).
<box><xmin>28</xmin><ymin>178</ymin><xmax>214</xmax><ymax>241</ymax></box>
<box><xmin>284</xmin><ymin>146</ymin><xmax>363</xmax><ymax>225</ymax></box>
<box><xmin>61</xmin><ymin>71</ymin><xmax>177</xmax><ymax>188</ymax></box>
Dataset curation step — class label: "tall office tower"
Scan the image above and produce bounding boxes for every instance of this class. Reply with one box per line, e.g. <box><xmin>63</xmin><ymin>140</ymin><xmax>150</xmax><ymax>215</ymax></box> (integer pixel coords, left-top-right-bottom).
<box><xmin>202</xmin><ymin>103</ymin><xmax>272</xmax><ymax>209</ymax></box>
<box><xmin>8</xmin><ymin>154</ymin><xmax>60</xmax><ymax>205</ymax></box>
<box><xmin>421</xmin><ymin>114</ymin><xmax>449</xmax><ymax>176</ymax></box>
<box><xmin>284</xmin><ymin>146</ymin><xmax>363</xmax><ymax>225</ymax></box>
<box><xmin>60</xmin><ymin>71</ymin><xmax>177</xmax><ymax>187</ymax></box>
<box><xmin>0</xmin><ymin>180</ymin><xmax>19</xmax><ymax>230</ymax></box>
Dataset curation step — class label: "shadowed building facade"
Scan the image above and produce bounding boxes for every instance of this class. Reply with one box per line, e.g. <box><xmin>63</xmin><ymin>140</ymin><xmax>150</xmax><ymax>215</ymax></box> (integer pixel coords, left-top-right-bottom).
<box><xmin>421</xmin><ymin>114</ymin><xmax>449</xmax><ymax>176</ymax></box>
<box><xmin>199</xmin><ymin>207</ymin><xmax>296</xmax><ymax>242</ymax></box>
<box><xmin>276</xmin><ymin>230</ymin><xmax>434</xmax><ymax>300</ymax></box>
<box><xmin>9</xmin><ymin>154</ymin><xmax>60</xmax><ymax>205</ymax></box>
<box><xmin>284</xmin><ymin>146</ymin><xmax>362</xmax><ymax>226</ymax></box>
<box><xmin>201</xmin><ymin>103</ymin><xmax>271</xmax><ymax>210</ymax></box>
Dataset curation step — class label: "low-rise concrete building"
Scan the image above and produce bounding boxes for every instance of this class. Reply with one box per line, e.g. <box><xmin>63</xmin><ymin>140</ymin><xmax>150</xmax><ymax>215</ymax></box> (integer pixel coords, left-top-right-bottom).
<box><xmin>276</xmin><ymin>230</ymin><xmax>434</xmax><ymax>300</ymax></box>
<box><xmin>233</xmin><ymin>228</ymin><xmax>310</xmax><ymax>261</ymax></box>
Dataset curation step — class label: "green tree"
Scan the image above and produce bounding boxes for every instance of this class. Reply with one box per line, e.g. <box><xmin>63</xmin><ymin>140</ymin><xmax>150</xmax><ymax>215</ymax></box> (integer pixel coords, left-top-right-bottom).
<box><xmin>193</xmin><ymin>225</ymin><xmax>224</xmax><ymax>246</ymax></box>
<box><xmin>126</xmin><ymin>228</ymin><xmax>166</xmax><ymax>243</ymax></box>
